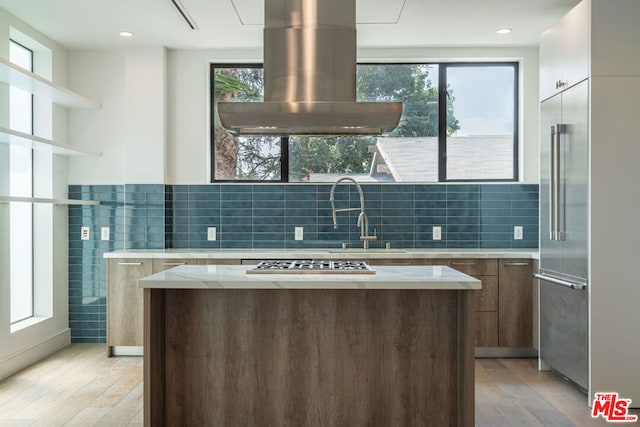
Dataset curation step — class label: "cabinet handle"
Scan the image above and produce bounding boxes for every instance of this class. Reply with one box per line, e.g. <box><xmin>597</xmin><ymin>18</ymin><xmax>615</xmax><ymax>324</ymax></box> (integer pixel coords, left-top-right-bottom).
<box><xmin>451</xmin><ymin>262</ymin><xmax>476</xmax><ymax>265</ymax></box>
<box><xmin>118</xmin><ymin>262</ymin><xmax>143</xmax><ymax>266</ymax></box>
<box><xmin>503</xmin><ymin>262</ymin><xmax>529</xmax><ymax>266</ymax></box>
<box><xmin>162</xmin><ymin>262</ymin><xmax>186</xmax><ymax>266</ymax></box>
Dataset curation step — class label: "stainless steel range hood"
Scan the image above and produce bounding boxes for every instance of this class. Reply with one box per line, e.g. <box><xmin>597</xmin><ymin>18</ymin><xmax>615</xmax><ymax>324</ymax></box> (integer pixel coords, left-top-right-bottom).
<box><xmin>218</xmin><ymin>0</ymin><xmax>402</xmax><ymax>136</ymax></box>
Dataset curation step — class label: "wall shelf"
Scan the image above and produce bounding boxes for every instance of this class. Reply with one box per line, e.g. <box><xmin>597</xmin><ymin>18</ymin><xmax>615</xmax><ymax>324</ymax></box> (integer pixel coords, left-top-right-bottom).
<box><xmin>0</xmin><ymin>196</ymin><xmax>99</xmax><ymax>206</ymax></box>
<box><xmin>0</xmin><ymin>126</ymin><xmax>100</xmax><ymax>156</ymax></box>
<box><xmin>0</xmin><ymin>57</ymin><xmax>100</xmax><ymax>109</ymax></box>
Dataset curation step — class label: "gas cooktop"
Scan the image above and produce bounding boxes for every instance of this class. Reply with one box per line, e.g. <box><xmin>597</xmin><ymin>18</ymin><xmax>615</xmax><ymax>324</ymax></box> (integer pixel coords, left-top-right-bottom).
<box><xmin>246</xmin><ymin>260</ymin><xmax>376</xmax><ymax>274</ymax></box>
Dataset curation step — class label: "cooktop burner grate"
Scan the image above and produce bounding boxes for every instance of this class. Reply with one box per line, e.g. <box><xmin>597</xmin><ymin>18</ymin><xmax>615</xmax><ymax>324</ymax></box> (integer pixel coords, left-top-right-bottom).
<box><xmin>246</xmin><ymin>260</ymin><xmax>376</xmax><ymax>274</ymax></box>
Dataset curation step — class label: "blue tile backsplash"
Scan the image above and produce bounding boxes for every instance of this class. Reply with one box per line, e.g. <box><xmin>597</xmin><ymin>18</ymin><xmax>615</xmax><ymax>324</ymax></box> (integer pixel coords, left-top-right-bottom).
<box><xmin>68</xmin><ymin>183</ymin><xmax>538</xmax><ymax>342</ymax></box>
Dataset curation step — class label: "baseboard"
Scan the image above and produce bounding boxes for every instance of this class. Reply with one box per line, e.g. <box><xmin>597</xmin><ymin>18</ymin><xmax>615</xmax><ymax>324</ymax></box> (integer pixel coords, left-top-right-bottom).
<box><xmin>475</xmin><ymin>347</ymin><xmax>538</xmax><ymax>358</ymax></box>
<box><xmin>110</xmin><ymin>346</ymin><xmax>143</xmax><ymax>357</ymax></box>
<box><xmin>0</xmin><ymin>329</ymin><xmax>71</xmax><ymax>381</ymax></box>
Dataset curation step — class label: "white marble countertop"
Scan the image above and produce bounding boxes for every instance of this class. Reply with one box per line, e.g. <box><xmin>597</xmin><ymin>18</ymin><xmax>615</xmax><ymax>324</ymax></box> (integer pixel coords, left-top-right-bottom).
<box><xmin>138</xmin><ymin>264</ymin><xmax>482</xmax><ymax>290</ymax></box>
<box><xmin>106</xmin><ymin>248</ymin><xmax>538</xmax><ymax>260</ymax></box>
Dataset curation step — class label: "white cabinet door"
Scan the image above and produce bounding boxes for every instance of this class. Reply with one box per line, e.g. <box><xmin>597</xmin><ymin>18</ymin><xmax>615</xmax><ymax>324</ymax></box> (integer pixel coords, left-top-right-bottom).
<box><xmin>560</xmin><ymin>0</ymin><xmax>589</xmax><ymax>91</ymax></box>
<box><xmin>539</xmin><ymin>0</ymin><xmax>589</xmax><ymax>101</ymax></box>
<box><xmin>540</xmin><ymin>26</ymin><xmax>562</xmax><ymax>100</ymax></box>
<box><xmin>539</xmin><ymin>26</ymin><xmax>563</xmax><ymax>101</ymax></box>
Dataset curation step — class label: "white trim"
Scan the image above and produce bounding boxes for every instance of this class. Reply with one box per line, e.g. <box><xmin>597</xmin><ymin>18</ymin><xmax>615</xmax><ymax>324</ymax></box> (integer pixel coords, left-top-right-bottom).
<box><xmin>10</xmin><ymin>315</ymin><xmax>51</xmax><ymax>333</ymax></box>
<box><xmin>0</xmin><ymin>329</ymin><xmax>70</xmax><ymax>381</ymax></box>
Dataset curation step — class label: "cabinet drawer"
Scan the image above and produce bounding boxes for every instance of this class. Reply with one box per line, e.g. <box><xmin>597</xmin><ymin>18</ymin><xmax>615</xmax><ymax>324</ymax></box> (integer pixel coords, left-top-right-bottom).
<box><xmin>202</xmin><ymin>259</ymin><xmax>242</xmax><ymax>265</ymax></box>
<box><xmin>448</xmin><ymin>259</ymin><xmax>497</xmax><ymax>277</ymax></box>
<box><xmin>152</xmin><ymin>258</ymin><xmax>198</xmax><ymax>273</ymax></box>
<box><xmin>368</xmin><ymin>258</ymin><xmax>441</xmax><ymax>266</ymax></box>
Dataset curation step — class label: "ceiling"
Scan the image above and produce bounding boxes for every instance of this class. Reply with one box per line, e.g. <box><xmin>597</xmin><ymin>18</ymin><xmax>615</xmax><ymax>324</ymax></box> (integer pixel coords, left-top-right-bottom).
<box><xmin>0</xmin><ymin>0</ymin><xmax>580</xmax><ymax>50</ymax></box>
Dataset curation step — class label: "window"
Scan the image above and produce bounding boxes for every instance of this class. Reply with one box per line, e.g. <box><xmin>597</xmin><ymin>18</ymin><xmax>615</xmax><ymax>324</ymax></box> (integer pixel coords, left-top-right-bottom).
<box><xmin>442</xmin><ymin>64</ymin><xmax>518</xmax><ymax>181</ymax></box>
<box><xmin>211</xmin><ymin>62</ymin><xmax>518</xmax><ymax>182</ymax></box>
<box><xmin>9</xmin><ymin>40</ymin><xmax>34</xmax><ymax>323</ymax></box>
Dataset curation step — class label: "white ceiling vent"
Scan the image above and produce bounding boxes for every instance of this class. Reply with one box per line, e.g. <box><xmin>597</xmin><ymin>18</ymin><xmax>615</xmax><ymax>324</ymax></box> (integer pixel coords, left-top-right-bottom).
<box><xmin>170</xmin><ymin>0</ymin><xmax>198</xmax><ymax>30</ymax></box>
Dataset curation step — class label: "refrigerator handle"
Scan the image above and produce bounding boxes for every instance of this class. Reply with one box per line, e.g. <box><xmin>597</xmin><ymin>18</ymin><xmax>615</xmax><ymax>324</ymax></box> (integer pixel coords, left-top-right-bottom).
<box><xmin>534</xmin><ymin>273</ymin><xmax>587</xmax><ymax>290</ymax></box>
<box><xmin>555</xmin><ymin>124</ymin><xmax>566</xmax><ymax>240</ymax></box>
<box><xmin>550</xmin><ymin>124</ymin><xmax>566</xmax><ymax>241</ymax></box>
<box><xmin>549</xmin><ymin>125</ymin><xmax>557</xmax><ymax>240</ymax></box>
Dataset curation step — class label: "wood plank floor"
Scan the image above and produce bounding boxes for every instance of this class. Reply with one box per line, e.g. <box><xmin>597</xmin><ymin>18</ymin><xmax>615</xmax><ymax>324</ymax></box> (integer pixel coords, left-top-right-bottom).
<box><xmin>0</xmin><ymin>344</ymin><xmax>637</xmax><ymax>426</ymax></box>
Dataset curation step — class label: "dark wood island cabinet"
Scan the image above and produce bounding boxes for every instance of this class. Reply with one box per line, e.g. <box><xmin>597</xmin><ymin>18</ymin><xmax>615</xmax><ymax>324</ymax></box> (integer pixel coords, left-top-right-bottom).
<box><xmin>139</xmin><ymin>264</ymin><xmax>480</xmax><ymax>426</ymax></box>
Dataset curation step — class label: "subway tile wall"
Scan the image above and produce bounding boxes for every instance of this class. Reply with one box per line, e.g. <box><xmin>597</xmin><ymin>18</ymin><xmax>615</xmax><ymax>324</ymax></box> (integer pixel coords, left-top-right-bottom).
<box><xmin>68</xmin><ymin>183</ymin><xmax>538</xmax><ymax>342</ymax></box>
<box><xmin>68</xmin><ymin>184</ymin><xmax>165</xmax><ymax>343</ymax></box>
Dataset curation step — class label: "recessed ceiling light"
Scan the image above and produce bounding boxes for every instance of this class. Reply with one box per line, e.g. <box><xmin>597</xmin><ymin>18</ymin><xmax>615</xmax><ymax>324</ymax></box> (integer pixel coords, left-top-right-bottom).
<box><xmin>496</xmin><ymin>28</ymin><xmax>512</xmax><ymax>34</ymax></box>
<box><xmin>119</xmin><ymin>31</ymin><xmax>134</xmax><ymax>38</ymax></box>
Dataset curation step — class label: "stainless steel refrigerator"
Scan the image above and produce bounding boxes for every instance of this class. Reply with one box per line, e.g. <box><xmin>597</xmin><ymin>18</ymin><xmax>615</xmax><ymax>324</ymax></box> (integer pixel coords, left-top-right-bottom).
<box><xmin>535</xmin><ymin>79</ymin><xmax>589</xmax><ymax>390</ymax></box>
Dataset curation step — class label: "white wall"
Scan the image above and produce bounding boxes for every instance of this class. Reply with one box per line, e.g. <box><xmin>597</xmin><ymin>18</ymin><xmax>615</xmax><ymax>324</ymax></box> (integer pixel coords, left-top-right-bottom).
<box><xmin>0</xmin><ymin>8</ymin><xmax>71</xmax><ymax>380</ymax></box>
<box><xmin>67</xmin><ymin>46</ymin><xmax>539</xmax><ymax>184</ymax></box>
<box><xmin>67</xmin><ymin>47</ymin><xmax>166</xmax><ymax>184</ymax></box>
<box><xmin>589</xmin><ymin>76</ymin><xmax>640</xmax><ymax>404</ymax></box>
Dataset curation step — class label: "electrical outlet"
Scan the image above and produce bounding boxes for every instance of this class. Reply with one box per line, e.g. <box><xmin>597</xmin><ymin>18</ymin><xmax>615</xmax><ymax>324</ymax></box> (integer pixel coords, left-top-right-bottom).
<box><xmin>207</xmin><ymin>227</ymin><xmax>217</xmax><ymax>241</ymax></box>
<box><xmin>295</xmin><ymin>227</ymin><xmax>304</xmax><ymax>241</ymax></box>
<box><xmin>81</xmin><ymin>227</ymin><xmax>90</xmax><ymax>240</ymax></box>
<box><xmin>514</xmin><ymin>226</ymin><xmax>523</xmax><ymax>240</ymax></box>
<box><xmin>432</xmin><ymin>226</ymin><xmax>442</xmax><ymax>240</ymax></box>
<box><xmin>101</xmin><ymin>227</ymin><xmax>110</xmax><ymax>241</ymax></box>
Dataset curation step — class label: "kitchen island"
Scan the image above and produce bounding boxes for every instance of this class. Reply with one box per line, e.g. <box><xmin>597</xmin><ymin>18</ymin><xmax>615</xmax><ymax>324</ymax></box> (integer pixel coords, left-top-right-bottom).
<box><xmin>139</xmin><ymin>264</ymin><xmax>481</xmax><ymax>426</ymax></box>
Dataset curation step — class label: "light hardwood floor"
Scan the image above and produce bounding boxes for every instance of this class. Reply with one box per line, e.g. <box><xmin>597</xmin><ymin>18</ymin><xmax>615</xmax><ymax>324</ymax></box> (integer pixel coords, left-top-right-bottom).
<box><xmin>0</xmin><ymin>344</ymin><xmax>637</xmax><ymax>426</ymax></box>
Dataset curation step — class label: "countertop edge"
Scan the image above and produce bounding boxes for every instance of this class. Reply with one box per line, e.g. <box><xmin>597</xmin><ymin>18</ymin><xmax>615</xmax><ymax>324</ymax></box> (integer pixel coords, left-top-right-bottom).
<box><xmin>105</xmin><ymin>248</ymin><xmax>539</xmax><ymax>260</ymax></box>
<box><xmin>138</xmin><ymin>265</ymin><xmax>482</xmax><ymax>290</ymax></box>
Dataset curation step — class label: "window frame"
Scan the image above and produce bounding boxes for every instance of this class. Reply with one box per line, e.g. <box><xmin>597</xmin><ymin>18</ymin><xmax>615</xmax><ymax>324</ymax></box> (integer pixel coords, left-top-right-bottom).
<box><xmin>439</xmin><ymin>62</ymin><xmax>520</xmax><ymax>182</ymax></box>
<box><xmin>210</xmin><ymin>61</ymin><xmax>519</xmax><ymax>183</ymax></box>
<box><xmin>209</xmin><ymin>63</ymin><xmax>289</xmax><ymax>183</ymax></box>
<box><xmin>8</xmin><ymin>38</ymin><xmax>35</xmax><ymax>325</ymax></box>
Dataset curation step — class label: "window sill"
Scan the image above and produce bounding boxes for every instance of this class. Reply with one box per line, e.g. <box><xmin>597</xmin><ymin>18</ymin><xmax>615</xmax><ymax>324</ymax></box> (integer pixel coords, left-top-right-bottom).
<box><xmin>10</xmin><ymin>316</ymin><xmax>52</xmax><ymax>333</ymax></box>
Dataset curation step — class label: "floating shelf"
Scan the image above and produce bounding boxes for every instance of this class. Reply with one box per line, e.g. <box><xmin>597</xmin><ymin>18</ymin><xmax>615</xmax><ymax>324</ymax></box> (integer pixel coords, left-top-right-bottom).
<box><xmin>0</xmin><ymin>196</ymin><xmax>99</xmax><ymax>206</ymax></box>
<box><xmin>0</xmin><ymin>126</ymin><xmax>100</xmax><ymax>156</ymax></box>
<box><xmin>0</xmin><ymin>57</ymin><xmax>100</xmax><ymax>109</ymax></box>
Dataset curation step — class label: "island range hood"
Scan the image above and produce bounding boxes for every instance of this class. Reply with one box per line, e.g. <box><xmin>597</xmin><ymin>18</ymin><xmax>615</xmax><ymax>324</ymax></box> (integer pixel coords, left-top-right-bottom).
<box><xmin>218</xmin><ymin>0</ymin><xmax>402</xmax><ymax>136</ymax></box>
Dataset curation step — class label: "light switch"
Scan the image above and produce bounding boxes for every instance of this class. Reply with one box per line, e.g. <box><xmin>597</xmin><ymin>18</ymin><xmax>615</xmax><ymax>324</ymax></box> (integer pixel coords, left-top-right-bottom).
<box><xmin>101</xmin><ymin>227</ymin><xmax>110</xmax><ymax>241</ymax></box>
<box><xmin>295</xmin><ymin>227</ymin><xmax>304</xmax><ymax>241</ymax></box>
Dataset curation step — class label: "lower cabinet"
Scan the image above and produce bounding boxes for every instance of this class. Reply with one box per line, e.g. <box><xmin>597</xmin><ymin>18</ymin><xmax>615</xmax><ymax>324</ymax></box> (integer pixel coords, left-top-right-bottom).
<box><xmin>107</xmin><ymin>258</ymin><xmax>242</xmax><ymax>355</ymax></box>
<box><xmin>474</xmin><ymin>311</ymin><xmax>499</xmax><ymax>347</ymax></box>
<box><xmin>107</xmin><ymin>258</ymin><xmax>198</xmax><ymax>356</ymax></box>
<box><xmin>106</xmin><ymin>256</ymin><xmax>533</xmax><ymax>356</ymax></box>
<box><xmin>371</xmin><ymin>257</ymin><xmax>534</xmax><ymax>350</ymax></box>
<box><xmin>498</xmin><ymin>259</ymin><xmax>533</xmax><ymax>347</ymax></box>
<box><xmin>107</xmin><ymin>259</ymin><xmax>152</xmax><ymax>355</ymax></box>
<box><xmin>445</xmin><ymin>260</ymin><xmax>500</xmax><ymax>348</ymax></box>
